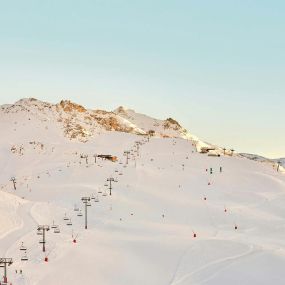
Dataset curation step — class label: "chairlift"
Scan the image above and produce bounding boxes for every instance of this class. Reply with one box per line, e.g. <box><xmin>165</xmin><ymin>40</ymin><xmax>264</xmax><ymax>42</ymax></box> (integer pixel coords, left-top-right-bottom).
<box><xmin>74</xmin><ymin>205</ymin><xmax>79</xmax><ymax>211</ymax></box>
<box><xmin>51</xmin><ymin>221</ymin><xmax>57</xmax><ymax>229</ymax></box>
<box><xmin>54</xmin><ymin>227</ymin><xmax>60</xmax><ymax>233</ymax></box>
<box><xmin>20</xmin><ymin>242</ymin><xmax>27</xmax><ymax>251</ymax></box>
<box><xmin>21</xmin><ymin>252</ymin><xmax>28</xmax><ymax>261</ymax></box>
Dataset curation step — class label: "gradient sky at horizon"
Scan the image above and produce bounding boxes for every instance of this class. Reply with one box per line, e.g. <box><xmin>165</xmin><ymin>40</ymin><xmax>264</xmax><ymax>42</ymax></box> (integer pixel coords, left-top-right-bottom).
<box><xmin>0</xmin><ymin>0</ymin><xmax>284</xmax><ymax>158</ymax></box>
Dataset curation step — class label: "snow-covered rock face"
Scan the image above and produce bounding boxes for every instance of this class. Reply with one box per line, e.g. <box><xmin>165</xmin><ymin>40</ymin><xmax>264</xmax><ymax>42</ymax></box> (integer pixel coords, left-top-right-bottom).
<box><xmin>113</xmin><ymin>106</ymin><xmax>211</xmax><ymax>151</ymax></box>
<box><xmin>0</xmin><ymin>98</ymin><xmax>206</xmax><ymax>147</ymax></box>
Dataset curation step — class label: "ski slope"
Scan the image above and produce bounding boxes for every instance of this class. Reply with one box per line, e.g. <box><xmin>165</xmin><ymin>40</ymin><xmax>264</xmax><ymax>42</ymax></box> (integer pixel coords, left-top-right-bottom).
<box><xmin>0</xmin><ymin>99</ymin><xmax>285</xmax><ymax>285</ymax></box>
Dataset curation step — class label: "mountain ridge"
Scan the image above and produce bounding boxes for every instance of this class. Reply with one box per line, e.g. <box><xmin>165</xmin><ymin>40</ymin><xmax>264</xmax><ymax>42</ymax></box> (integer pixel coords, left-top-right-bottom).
<box><xmin>0</xmin><ymin>97</ymin><xmax>211</xmax><ymax>150</ymax></box>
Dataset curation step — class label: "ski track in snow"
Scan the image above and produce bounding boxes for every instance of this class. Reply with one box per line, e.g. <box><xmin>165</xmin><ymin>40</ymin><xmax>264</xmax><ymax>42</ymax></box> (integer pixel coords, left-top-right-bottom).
<box><xmin>170</xmin><ymin>244</ymin><xmax>257</xmax><ymax>285</ymax></box>
<box><xmin>0</xmin><ymin>202</ymin><xmax>37</xmax><ymax>256</ymax></box>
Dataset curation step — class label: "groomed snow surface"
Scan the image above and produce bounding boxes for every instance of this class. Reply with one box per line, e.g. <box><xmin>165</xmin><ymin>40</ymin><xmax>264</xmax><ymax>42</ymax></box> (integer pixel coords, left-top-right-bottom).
<box><xmin>0</xmin><ymin>133</ymin><xmax>285</xmax><ymax>285</ymax></box>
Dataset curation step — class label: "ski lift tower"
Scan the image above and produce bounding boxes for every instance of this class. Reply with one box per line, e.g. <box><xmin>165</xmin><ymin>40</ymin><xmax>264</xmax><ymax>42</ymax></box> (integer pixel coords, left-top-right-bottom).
<box><xmin>0</xmin><ymin>258</ymin><xmax>13</xmax><ymax>284</ymax></box>
<box><xmin>81</xmin><ymin>197</ymin><xmax>91</xmax><ymax>229</ymax></box>
<box><xmin>37</xmin><ymin>225</ymin><xmax>50</xmax><ymax>252</ymax></box>
<box><xmin>135</xmin><ymin>141</ymin><xmax>140</xmax><ymax>155</ymax></box>
<box><xmin>107</xmin><ymin>177</ymin><xmax>117</xmax><ymax>196</ymax></box>
<box><xmin>124</xmin><ymin>151</ymin><xmax>131</xmax><ymax>165</ymax></box>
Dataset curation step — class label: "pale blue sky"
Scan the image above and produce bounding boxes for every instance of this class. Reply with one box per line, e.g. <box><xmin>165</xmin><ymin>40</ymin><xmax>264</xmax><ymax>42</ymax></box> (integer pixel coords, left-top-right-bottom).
<box><xmin>0</xmin><ymin>0</ymin><xmax>284</xmax><ymax>158</ymax></box>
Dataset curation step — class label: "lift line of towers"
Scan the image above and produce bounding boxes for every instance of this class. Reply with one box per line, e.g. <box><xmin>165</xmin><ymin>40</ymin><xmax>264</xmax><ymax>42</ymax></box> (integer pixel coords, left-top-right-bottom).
<box><xmin>1</xmin><ymin>138</ymin><xmax>147</xmax><ymax>284</ymax></box>
<box><xmin>1</xmin><ymin>137</ymin><xmax>283</xmax><ymax>284</ymax></box>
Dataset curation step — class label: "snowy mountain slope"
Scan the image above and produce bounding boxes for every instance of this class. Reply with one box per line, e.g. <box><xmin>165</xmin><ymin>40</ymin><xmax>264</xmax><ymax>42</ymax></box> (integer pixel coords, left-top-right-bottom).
<box><xmin>114</xmin><ymin>106</ymin><xmax>211</xmax><ymax>152</ymax></box>
<box><xmin>0</xmin><ymin>98</ymin><xmax>147</xmax><ymax>143</ymax></box>
<box><xmin>240</xmin><ymin>153</ymin><xmax>285</xmax><ymax>173</ymax></box>
<box><xmin>0</xmin><ymin>99</ymin><xmax>284</xmax><ymax>285</ymax></box>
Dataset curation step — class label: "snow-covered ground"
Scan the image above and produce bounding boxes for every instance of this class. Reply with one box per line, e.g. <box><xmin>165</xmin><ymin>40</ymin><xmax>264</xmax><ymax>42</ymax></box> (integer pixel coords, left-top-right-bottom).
<box><xmin>0</xmin><ymin>99</ymin><xmax>285</xmax><ymax>285</ymax></box>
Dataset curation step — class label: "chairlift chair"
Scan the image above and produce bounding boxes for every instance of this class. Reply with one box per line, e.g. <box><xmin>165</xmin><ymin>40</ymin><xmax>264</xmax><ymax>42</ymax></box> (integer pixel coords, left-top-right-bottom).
<box><xmin>87</xmin><ymin>202</ymin><xmax>92</xmax><ymax>207</ymax></box>
<box><xmin>21</xmin><ymin>252</ymin><xmax>28</xmax><ymax>261</ymax></box>
<box><xmin>102</xmin><ymin>191</ymin><xmax>107</xmax><ymax>197</ymax></box>
<box><xmin>51</xmin><ymin>221</ymin><xmax>57</xmax><ymax>229</ymax></box>
<box><xmin>74</xmin><ymin>205</ymin><xmax>79</xmax><ymax>211</ymax></box>
<box><xmin>77</xmin><ymin>211</ymin><xmax>83</xmax><ymax>217</ymax></box>
<box><xmin>63</xmin><ymin>213</ymin><xmax>69</xmax><ymax>221</ymax></box>
<box><xmin>20</xmin><ymin>242</ymin><xmax>27</xmax><ymax>251</ymax></box>
<box><xmin>54</xmin><ymin>227</ymin><xmax>60</xmax><ymax>233</ymax></box>
<box><xmin>37</xmin><ymin>230</ymin><xmax>43</xmax><ymax>235</ymax></box>
<box><xmin>66</xmin><ymin>219</ymin><xmax>72</xmax><ymax>226</ymax></box>
<box><xmin>95</xmin><ymin>197</ymin><xmax>99</xmax><ymax>202</ymax></box>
